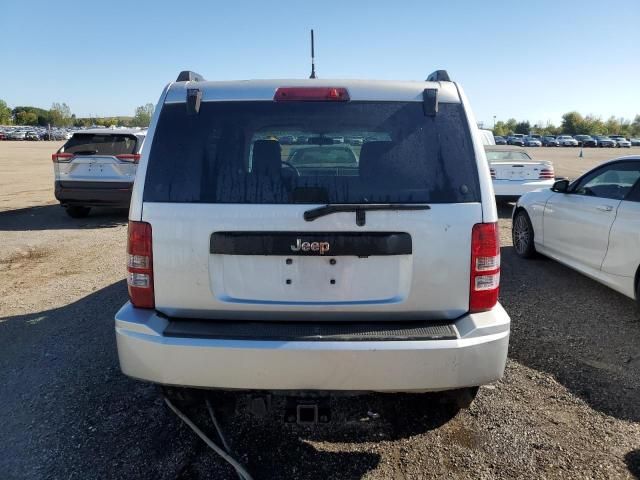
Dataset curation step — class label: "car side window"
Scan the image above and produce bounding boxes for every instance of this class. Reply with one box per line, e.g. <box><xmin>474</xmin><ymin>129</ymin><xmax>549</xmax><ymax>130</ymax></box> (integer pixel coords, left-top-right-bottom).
<box><xmin>572</xmin><ymin>162</ymin><xmax>640</xmax><ymax>200</ymax></box>
<box><xmin>627</xmin><ymin>176</ymin><xmax>640</xmax><ymax>203</ymax></box>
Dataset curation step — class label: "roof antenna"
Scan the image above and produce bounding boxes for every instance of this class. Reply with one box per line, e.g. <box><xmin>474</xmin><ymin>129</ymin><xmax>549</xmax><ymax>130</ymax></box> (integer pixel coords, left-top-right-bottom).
<box><xmin>309</xmin><ymin>29</ymin><xmax>317</xmax><ymax>79</ymax></box>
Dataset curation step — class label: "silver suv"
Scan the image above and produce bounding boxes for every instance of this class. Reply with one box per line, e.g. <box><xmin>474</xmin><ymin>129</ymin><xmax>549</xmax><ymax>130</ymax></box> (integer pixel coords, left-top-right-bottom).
<box><xmin>53</xmin><ymin>128</ymin><xmax>146</xmax><ymax>217</ymax></box>
<box><xmin>115</xmin><ymin>70</ymin><xmax>510</xmax><ymax>408</ymax></box>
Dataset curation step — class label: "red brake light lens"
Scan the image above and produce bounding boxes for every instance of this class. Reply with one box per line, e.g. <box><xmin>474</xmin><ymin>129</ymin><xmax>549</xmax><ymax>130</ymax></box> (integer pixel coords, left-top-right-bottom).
<box><xmin>470</xmin><ymin>223</ymin><xmax>500</xmax><ymax>313</ymax></box>
<box><xmin>127</xmin><ymin>221</ymin><xmax>154</xmax><ymax>308</ymax></box>
<box><xmin>274</xmin><ymin>87</ymin><xmax>349</xmax><ymax>102</ymax></box>
<box><xmin>539</xmin><ymin>167</ymin><xmax>555</xmax><ymax>179</ymax></box>
<box><xmin>52</xmin><ymin>152</ymin><xmax>74</xmax><ymax>162</ymax></box>
<box><xmin>116</xmin><ymin>154</ymin><xmax>141</xmax><ymax>163</ymax></box>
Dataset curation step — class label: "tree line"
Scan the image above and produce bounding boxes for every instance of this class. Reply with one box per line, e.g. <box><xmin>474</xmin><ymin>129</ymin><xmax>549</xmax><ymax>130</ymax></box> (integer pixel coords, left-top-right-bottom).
<box><xmin>492</xmin><ymin>112</ymin><xmax>640</xmax><ymax>138</ymax></box>
<box><xmin>0</xmin><ymin>100</ymin><xmax>154</xmax><ymax>128</ymax></box>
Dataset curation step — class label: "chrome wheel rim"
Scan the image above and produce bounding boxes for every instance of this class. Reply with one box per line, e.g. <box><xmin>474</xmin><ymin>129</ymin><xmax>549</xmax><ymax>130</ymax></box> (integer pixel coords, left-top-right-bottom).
<box><xmin>513</xmin><ymin>214</ymin><xmax>530</xmax><ymax>254</ymax></box>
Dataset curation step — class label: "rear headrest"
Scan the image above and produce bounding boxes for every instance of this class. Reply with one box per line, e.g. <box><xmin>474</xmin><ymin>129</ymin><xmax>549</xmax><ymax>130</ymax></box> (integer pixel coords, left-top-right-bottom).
<box><xmin>359</xmin><ymin>141</ymin><xmax>394</xmax><ymax>180</ymax></box>
<box><xmin>252</xmin><ymin>140</ymin><xmax>282</xmax><ymax>175</ymax></box>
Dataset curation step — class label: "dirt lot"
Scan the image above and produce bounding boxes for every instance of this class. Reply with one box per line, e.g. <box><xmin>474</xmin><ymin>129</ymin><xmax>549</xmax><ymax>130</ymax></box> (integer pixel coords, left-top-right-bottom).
<box><xmin>1</xmin><ymin>141</ymin><xmax>639</xmax><ymax>479</ymax></box>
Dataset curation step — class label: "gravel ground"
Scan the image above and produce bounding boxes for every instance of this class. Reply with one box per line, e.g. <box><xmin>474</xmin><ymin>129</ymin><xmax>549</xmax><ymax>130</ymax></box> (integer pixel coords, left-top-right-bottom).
<box><xmin>1</xmin><ymin>142</ymin><xmax>639</xmax><ymax>479</ymax></box>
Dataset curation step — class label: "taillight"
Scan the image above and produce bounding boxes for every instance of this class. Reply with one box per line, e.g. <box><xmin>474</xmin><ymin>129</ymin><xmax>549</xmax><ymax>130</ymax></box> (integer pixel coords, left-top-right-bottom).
<box><xmin>274</xmin><ymin>87</ymin><xmax>350</xmax><ymax>102</ymax></box>
<box><xmin>489</xmin><ymin>168</ymin><xmax>496</xmax><ymax>179</ymax></box>
<box><xmin>116</xmin><ymin>154</ymin><xmax>141</xmax><ymax>163</ymax></box>
<box><xmin>52</xmin><ymin>152</ymin><xmax>74</xmax><ymax>162</ymax></box>
<box><xmin>539</xmin><ymin>166</ymin><xmax>555</xmax><ymax>179</ymax></box>
<box><xmin>127</xmin><ymin>221</ymin><xmax>154</xmax><ymax>308</ymax></box>
<box><xmin>470</xmin><ymin>223</ymin><xmax>500</xmax><ymax>313</ymax></box>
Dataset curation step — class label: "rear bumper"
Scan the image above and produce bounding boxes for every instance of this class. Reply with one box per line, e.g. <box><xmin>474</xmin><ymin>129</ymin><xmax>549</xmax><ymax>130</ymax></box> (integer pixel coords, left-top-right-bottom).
<box><xmin>493</xmin><ymin>179</ymin><xmax>554</xmax><ymax>199</ymax></box>
<box><xmin>54</xmin><ymin>181</ymin><xmax>132</xmax><ymax>207</ymax></box>
<box><xmin>115</xmin><ymin>303</ymin><xmax>510</xmax><ymax>392</ymax></box>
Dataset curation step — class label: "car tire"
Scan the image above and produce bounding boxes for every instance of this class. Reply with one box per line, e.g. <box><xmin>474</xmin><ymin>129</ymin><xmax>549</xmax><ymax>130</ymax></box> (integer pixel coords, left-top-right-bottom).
<box><xmin>65</xmin><ymin>206</ymin><xmax>91</xmax><ymax>218</ymax></box>
<box><xmin>513</xmin><ymin>209</ymin><xmax>536</xmax><ymax>258</ymax></box>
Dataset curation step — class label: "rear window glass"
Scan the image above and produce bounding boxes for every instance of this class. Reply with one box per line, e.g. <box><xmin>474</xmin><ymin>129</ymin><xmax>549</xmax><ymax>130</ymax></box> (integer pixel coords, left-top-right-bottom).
<box><xmin>144</xmin><ymin>101</ymin><xmax>480</xmax><ymax>204</ymax></box>
<box><xmin>485</xmin><ymin>151</ymin><xmax>531</xmax><ymax>161</ymax></box>
<box><xmin>63</xmin><ymin>134</ymin><xmax>138</xmax><ymax>156</ymax></box>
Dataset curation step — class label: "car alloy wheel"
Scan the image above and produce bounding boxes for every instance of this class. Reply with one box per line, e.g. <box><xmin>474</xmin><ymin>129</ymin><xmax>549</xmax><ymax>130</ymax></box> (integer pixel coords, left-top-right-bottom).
<box><xmin>513</xmin><ymin>211</ymin><xmax>535</xmax><ymax>258</ymax></box>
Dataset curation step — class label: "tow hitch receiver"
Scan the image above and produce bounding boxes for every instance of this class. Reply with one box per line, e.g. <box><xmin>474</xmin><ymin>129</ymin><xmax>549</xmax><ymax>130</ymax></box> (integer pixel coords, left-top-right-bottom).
<box><xmin>285</xmin><ymin>397</ymin><xmax>331</xmax><ymax>425</ymax></box>
<box><xmin>297</xmin><ymin>404</ymin><xmax>318</xmax><ymax>424</ymax></box>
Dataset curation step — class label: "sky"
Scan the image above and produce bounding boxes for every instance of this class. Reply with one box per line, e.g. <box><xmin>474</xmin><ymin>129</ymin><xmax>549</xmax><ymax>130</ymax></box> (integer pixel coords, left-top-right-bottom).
<box><xmin>2</xmin><ymin>0</ymin><xmax>639</xmax><ymax>127</ymax></box>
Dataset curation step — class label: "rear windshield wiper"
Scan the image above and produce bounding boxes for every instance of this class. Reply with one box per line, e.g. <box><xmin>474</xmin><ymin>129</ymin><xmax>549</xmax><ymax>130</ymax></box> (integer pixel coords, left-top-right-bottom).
<box><xmin>304</xmin><ymin>204</ymin><xmax>430</xmax><ymax>226</ymax></box>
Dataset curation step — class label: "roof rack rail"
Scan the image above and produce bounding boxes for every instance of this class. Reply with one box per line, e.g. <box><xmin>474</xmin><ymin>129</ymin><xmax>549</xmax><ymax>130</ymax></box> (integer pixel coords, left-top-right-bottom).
<box><xmin>176</xmin><ymin>71</ymin><xmax>205</xmax><ymax>82</ymax></box>
<box><xmin>426</xmin><ymin>70</ymin><xmax>451</xmax><ymax>82</ymax></box>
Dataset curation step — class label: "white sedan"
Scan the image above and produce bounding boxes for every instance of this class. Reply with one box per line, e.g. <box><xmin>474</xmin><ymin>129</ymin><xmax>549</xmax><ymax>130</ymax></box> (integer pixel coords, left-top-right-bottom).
<box><xmin>485</xmin><ymin>148</ymin><xmax>556</xmax><ymax>201</ymax></box>
<box><xmin>556</xmin><ymin>135</ymin><xmax>579</xmax><ymax>146</ymax></box>
<box><xmin>512</xmin><ymin>156</ymin><xmax>640</xmax><ymax>305</ymax></box>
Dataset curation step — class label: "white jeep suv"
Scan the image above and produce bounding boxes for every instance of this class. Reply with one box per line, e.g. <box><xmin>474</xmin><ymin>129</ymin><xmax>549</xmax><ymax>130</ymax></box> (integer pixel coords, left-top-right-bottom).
<box><xmin>115</xmin><ymin>70</ymin><xmax>510</xmax><ymax>407</ymax></box>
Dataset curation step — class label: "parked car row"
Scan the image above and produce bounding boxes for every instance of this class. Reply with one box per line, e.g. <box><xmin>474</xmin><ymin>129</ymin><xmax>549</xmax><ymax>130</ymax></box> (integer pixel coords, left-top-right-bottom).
<box><xmin>275</xmin><ymin>134</ymin><xmax>364</xmax><ymax>146</ymax></box>
<box><xmin>494</xmin><ymin>133</ymin><xmax>637</xmax><ymax>148</ymax></box>
<box><xmin>0</xmin><ymin>125</ymin><xmax>144</xmax><ymax>141</ymax></box>
<box><xmin>1</xmin><ymin>126</ymin><xmax>72</xmax><ymax>141</ymax></box>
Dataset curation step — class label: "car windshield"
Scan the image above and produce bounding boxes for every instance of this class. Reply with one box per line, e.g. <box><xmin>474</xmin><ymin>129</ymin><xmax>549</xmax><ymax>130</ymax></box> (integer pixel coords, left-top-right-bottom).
<box><xmin>144</xmin><ymin>101</ymin><xmax>480</xmax><ymax>204</ymax></box>
<box><xmin>485</xmin><ymin>151</ymin><xmax>532</xmax><ymax>161</ymax></box>
<box><xmin>287</xmin><ymin>145</ymin><xmax>359</xmax><ymax>167</ymax></box>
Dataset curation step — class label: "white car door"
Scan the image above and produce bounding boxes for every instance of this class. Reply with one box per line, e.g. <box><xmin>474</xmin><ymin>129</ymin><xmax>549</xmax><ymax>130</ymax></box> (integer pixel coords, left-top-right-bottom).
<box><xmin>542</xmin><ymin>162</ymin><xmax>640</xmax><ymax>270</ymax></box>
<box><xmin>600</xmin><ymin>164</ymin><xmax>640</xmax><ymax>296</ymax></box>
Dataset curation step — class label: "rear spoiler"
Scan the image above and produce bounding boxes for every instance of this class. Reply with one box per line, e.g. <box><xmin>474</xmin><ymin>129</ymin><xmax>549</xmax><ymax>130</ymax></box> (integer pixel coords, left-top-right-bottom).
<box><xmin>426</xmin><ymin>70</ymin><xmax>451</xmax><ymax>82</ymax></box>
<box><xmin>176</xmin><ymin>70</ymin><xmax>205</xmax><ymax>82</ymax></box>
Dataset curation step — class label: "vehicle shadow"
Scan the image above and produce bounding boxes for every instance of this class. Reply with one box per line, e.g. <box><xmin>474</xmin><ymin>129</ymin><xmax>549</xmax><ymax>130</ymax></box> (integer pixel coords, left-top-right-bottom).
<box><xmin>497</xmin><ymin>202</ymin><xmax>514</xmax><ymax>219</ymax></box>
<box><xmin>0</xmin><ymin>281</ymin><xmax>457</xmax><ymax>480</ymax></box>
<box><xmin>500</xmin><ymin>244</ymin><xmax>640</xmax><ymax>422</ymax></box>
<box><xmin>626</xmin><ymin>450</ymin><xmax>640</xmax><ymax>479</ymax></box>
<box><xmin>190</xmin><ymin>388</ymin><xmax>460</xmax><ymax>478</ymax></box>
<box><xmin>0</xmin><ymin>204</ymin><xmax>127</xmax><ymax>231</ymax></box>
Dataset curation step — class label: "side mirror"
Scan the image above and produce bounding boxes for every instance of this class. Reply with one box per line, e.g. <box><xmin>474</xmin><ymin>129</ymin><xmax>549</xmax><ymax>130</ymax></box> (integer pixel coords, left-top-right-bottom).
<box><xmin>552</xmin><ymin>179</ymin><xmax>570</xmax><ymax>193</ymax></box>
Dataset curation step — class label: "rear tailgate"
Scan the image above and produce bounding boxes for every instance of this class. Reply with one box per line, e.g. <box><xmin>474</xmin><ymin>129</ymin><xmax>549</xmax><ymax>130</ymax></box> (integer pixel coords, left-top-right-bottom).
<box><xmin>56</xmin><ymin>133</ymin><xmax>140</xmax><ymax>183</ymax></box>
<box><xmin>139</xmin><ymin>95</ymin><xmax>486</xmax><ymax>322</ymax></box>
<box><xmin>58</xmin><ymin>155</ymin><xmax>137</xmax><ymax>183</ymax></box>
<box><xmin>490</xmin><ymin>161</ymin><xmax>549</xmax><ymax>181</ymax></box>
<box><xmin>144</xmin><ymin>202</ymin><xmax>481</xmax><ymax>321</ymax></box>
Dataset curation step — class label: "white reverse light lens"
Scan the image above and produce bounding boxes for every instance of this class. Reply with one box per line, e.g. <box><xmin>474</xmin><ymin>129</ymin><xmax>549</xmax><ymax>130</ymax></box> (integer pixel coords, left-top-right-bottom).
<box><xmin>128</xmin><ymin>254</ymin><xmax>149</xmax><ymax>269</ymax></box>
<box><xmin>474</xmin><ymin>273</ymin><xmax>500</xmax><ymax>291</ymax></box>
<box><xmin>476</xmin><ymin>254</ymin><xmax>500</xmax><ymax>272</ymax></box>
<box><xmin>128</xmin><ymin>272</ymin><xmax>150</xmax><ymax>288</ymax></box>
